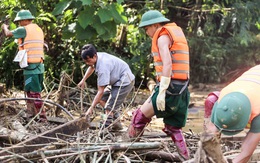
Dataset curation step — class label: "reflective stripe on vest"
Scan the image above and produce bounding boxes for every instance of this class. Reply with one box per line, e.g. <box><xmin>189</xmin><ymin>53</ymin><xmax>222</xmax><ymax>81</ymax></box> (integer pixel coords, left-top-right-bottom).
<box><xmin>152</xmin><ymin>23</ymin><xmax>189</xmax><ymax>81</ymax></box>
<box><xmin>18</xmin><ymin>24</ymin><xmax>44</xmax><ymax>63</ymax></box>
<box><xmin>219</xmin><ymin>65</ymin><xmax>260</xmax><ymax>128</ymax></box>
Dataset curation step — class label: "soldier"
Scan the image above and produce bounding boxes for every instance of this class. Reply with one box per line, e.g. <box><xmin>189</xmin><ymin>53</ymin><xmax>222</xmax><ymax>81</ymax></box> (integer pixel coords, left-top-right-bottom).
<box><xmin>127</xmin><ymin>10</ymin><xmax>190</xmax><ymax>160</ymax></box>
<box><xmin>1</xmin><ymin>10</ymin><xmax>47</xmax><ymax>122</ymax></box>
<box><xmin>205</xmin><ymin>65</ymin><xmax>260</xmax><ymax>163</ymax></box>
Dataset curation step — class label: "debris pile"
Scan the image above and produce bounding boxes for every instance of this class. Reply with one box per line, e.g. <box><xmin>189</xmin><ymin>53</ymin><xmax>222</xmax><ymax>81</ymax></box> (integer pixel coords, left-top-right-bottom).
<box><xmin>0</xmin><ymin>73</ymin><xmax>259</xmax><ymax>162</ymax></box>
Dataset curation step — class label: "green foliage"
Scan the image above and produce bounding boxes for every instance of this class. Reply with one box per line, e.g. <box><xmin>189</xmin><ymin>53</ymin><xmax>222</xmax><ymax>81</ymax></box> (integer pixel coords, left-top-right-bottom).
<box><xmin>78</xmin><ymin>8</ymin><xmax>94</xmax><ymax>29</ymax></box>
<box><xmin>52</xmin><ymin>0</ymin><xmax>72</xmax><ymax>15</ymax></box>
<box><xmin>189</xmin><ymin>36</ymin><xmax>226</xmax><ymax>83</ymax></box>
<box><xmin>52</xmin><ymin>0</ymin><xmax>127</xmax><ymax>42</ymax></box>
<box><xmin>185</xmin><ymin>0</ymin><xmax>260</xmax><ymax>83</ymax></box>
<box><xmin>0</xmin><ymin>0</ymin><xmax>259</xmax><ymax>92</ymax></box>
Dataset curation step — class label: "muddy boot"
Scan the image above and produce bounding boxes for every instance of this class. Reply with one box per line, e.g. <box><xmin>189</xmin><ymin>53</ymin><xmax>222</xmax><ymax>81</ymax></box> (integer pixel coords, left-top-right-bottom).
<box><xmin>127</xmin><ymin>108</ymin><xmax>151</xmax><ymax>141</ymax></box>
<box><xmin>28</xmin><ymin>92</ymin><xmax>47</xmax><ymax>122</ymax></box>
<box><xmin>162</xmin><ymin>124</ymin><xmax>190</xmax><ymax>160</ymax></box>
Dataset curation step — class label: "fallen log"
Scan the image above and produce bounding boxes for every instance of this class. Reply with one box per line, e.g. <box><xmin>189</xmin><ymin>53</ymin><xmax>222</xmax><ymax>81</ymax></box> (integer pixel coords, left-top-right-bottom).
<box><xmin>0</xmin><ymin>142</ymin><xmax>163</xmax><ymax>161</ymax></box>
<box><xmin>0</xmin><ymin>117</ymin><xmax>89</xmax><ymax>156</ymax></box>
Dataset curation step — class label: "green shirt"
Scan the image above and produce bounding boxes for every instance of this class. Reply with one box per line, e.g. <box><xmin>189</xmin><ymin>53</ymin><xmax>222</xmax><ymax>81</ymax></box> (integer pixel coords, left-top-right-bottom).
<box><xmin>11</xmin><ymin>26</ymin><xmax>44</xmax><ymax>75</ymax></box>
<box><xmin>11</xmin><ymin>26</ymin><xmax>26</xmax><ymax>39</ymax></box>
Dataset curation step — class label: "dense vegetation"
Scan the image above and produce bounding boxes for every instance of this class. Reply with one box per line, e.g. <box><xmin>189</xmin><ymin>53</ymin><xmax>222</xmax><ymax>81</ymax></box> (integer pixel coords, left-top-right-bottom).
<box><xmin>0</xmin><ymin>0</ymin><xmax>259</xmax><ymax>90</ymax></box>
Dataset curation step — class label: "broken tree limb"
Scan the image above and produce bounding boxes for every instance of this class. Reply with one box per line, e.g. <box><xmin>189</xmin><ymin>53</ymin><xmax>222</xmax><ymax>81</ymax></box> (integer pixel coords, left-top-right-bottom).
<box><xmin>0</xmin><ymin>117</ymin><xmax>89</xmax><ymax>156</ymax></box>
<box><xmin>193</xmin><ymin>132</ymin><xmax>227</xmax><ymax>163</ymax></box>
<box><xmin>55</xmin><ymin>72</ymin><xmax>70</xmax><ymax>117</ymax></box>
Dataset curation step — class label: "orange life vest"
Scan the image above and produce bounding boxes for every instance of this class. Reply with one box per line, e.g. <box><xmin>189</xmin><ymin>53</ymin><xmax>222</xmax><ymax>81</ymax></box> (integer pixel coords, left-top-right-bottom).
<box><xmin>18</xmin><ymin>24</ymin><xmax>44</xmax><ymax>63</ymax></box>
<box><xmin>151</xmin><ymin>23</ymin><xmax>189</xmax><ymax>81</ymax></box>
<box><xmin>219</xmin><ymin>65</ymin><xmax>260</xmax><ymax>128</ymax></box>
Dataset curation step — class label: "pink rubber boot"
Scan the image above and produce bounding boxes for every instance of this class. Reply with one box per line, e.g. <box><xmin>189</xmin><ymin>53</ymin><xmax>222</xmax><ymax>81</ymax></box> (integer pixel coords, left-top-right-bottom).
<box><xmin>204</xmin><ymin>91</ymin><xmax>220</xmax><ymax>118</ymax></box>
<box><xmin>162</xmin><ymin>124</ymin><xmax>190</xmax><ymax>160</ymax></box>
<box><xmin>128</xmin><ymin>108</ymin><xmax>151</xmax><ymax>140</ymax></box>
<box><xmin>27</xmin><ymin>92</ymin><xmax>47</xmax><ymax>122</ymax></box>
<box><xmin>204</xmin><ymin>91</ymin><xmax>220</xmax><ymax>129</ymax></box>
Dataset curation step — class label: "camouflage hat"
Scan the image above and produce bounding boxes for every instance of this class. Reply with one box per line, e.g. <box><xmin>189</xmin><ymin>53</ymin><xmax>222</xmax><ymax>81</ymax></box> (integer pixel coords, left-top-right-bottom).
<box><xmin>14</xmin><ymin>10</ymin><xmax>35</xmax><ymax>22</ymax></box>
<box><xmin>211</xmin><ymin>92</ymin><xmax>251</xmax><ymax>135</ymax></box>
<box><xmin>139</xmin><ymin>10</ymin><xmax>170</xmax><ymax>28</ymax></box>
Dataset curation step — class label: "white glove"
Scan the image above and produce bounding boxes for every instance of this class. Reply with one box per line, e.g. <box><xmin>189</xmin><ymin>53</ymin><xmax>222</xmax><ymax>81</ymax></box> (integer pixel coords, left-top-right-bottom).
<box><xmin>156</xmin><ymin>76</ymin><xmax>171</xmax><ymax>111</ymax></box>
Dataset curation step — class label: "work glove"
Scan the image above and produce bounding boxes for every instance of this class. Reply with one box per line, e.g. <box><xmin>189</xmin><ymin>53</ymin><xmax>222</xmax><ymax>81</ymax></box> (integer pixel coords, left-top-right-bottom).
<box><xmin>156</xmin><ymin>76</ymin><xmax>171</xmax><ymax>111</ymax></box>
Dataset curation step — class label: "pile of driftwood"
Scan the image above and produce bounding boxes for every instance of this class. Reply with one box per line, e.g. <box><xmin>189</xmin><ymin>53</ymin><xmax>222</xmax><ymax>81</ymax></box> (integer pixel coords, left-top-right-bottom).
<box><xmin>0</xmin><ymin>73</ymin><xmax>260</xmax><ymax>162</ymax></box>
<box><xmin>0</xmin><ymin>114</ymin><xmax>258</xmax><ymax>163</ymax></box>
<box><xmin>0</xmin><ymin>102</ymin><xmax>186</xmax><ymax>163</ymax></box>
